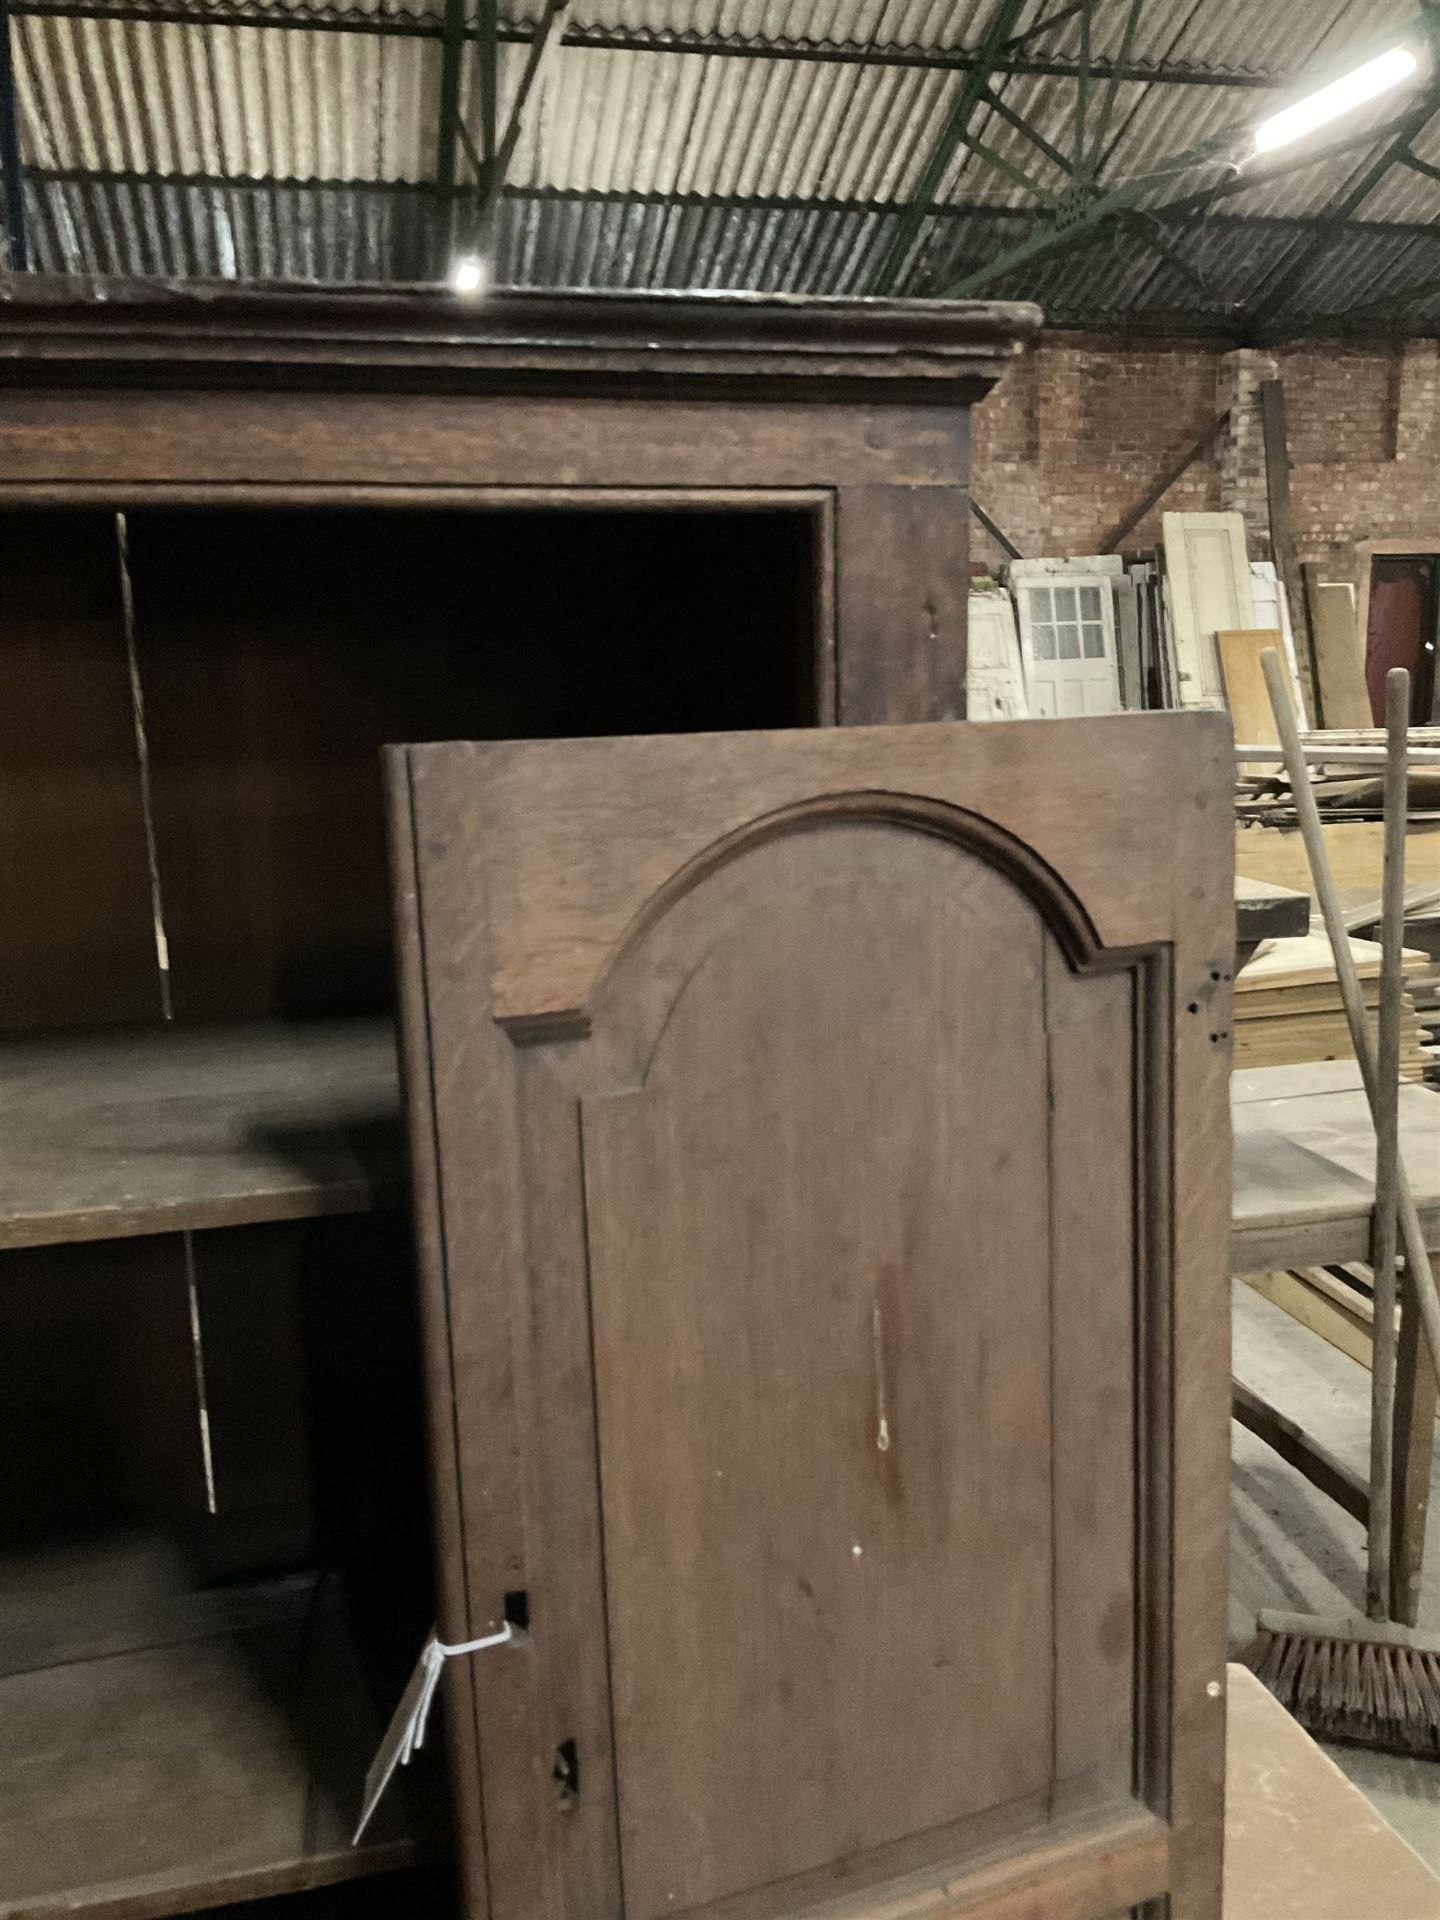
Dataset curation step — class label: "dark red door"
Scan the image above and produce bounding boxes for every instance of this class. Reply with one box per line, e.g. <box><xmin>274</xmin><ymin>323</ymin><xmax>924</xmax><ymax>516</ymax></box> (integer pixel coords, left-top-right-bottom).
<box><xmin>1366</xmin><ymin>556</ymin><xmax>1437</xmax><ymax>722</ymax></box>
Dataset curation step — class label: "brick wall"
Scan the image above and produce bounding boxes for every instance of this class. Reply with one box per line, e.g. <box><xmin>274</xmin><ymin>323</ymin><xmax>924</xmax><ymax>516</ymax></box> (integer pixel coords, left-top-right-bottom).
<box><xmin>970</xmin><ymin>332</ymin><xmax>1440</xmax><ymax>577</ymax></box>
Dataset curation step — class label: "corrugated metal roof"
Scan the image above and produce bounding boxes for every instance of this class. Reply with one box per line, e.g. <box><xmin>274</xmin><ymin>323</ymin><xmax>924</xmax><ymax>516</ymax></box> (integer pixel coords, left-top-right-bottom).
<box><xmin>4</xmin><ymin>0</ymin><xmax>1440</xmax><ymax>334</ymax></box>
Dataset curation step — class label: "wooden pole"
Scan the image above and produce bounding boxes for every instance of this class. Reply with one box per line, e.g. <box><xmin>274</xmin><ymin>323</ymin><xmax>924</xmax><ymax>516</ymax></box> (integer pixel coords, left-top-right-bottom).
<box><xmin>1365</xmin><ymin>667</ymin><xmax>1406</xmax><ymax>1620</ymax></box>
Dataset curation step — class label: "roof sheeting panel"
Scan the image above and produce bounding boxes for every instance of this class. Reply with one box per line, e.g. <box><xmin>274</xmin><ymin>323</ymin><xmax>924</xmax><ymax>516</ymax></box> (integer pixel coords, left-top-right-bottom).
<box><xmin>1033</xmin><ymin>0</ymin><xmax>1410</xmax><ymax>79</ymax></box>
<box><xmin>13</xmin><ymin>14</ymin><xmax>441</xmax><ymax>181</ymax></box>
<box><xmin>512</xmin><ymin>45</ymin><xmax>954</xmax><ymax>202</ymax></box>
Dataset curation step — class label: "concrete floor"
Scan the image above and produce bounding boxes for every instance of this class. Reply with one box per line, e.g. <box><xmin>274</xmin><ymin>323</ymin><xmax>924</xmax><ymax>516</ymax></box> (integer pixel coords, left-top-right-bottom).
<box><xmin>1231</xmin><ymin>1279</ymin><xmax>1440</xmax><ymax>1872</ymax></box>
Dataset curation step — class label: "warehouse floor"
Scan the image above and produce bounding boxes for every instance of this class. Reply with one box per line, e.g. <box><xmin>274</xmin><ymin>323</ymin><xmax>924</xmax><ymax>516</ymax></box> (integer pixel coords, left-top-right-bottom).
<box><xmin>1231</xmin><ymin>1280</ymin><xmax>1440</xmax><ymax>1872</ymax></box>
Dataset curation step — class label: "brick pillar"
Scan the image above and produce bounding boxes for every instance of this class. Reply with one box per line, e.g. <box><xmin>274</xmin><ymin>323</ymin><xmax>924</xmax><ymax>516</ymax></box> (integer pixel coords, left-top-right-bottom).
<box><xmin>1217</xmin><ymin>347</ymin><xmax>1277</xmax><ymax>556</ymax></box>
<box><xmin>1035</xmin><ymin>344</ymin><xmax>1083</xmax><ymax>464</ymax></box>
<box><xmin>1394</xmin><ymin>338</ymin><xmax>1440</xmax><ymax>463</ymax></box>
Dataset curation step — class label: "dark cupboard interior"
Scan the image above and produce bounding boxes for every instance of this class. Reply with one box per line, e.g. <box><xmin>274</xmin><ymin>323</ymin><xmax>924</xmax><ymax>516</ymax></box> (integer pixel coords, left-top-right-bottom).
<box><xmin>0</xmin><ymin>501</ymin><xmax>818</xmax><ymax>1920</ymax></box>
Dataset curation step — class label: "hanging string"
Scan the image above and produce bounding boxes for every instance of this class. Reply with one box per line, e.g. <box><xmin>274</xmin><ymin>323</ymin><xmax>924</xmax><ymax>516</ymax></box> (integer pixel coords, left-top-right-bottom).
<box><xmin>117</xmin><ymin>510</ymin><xmax>218</xmax><ymax>1517</ymax></box>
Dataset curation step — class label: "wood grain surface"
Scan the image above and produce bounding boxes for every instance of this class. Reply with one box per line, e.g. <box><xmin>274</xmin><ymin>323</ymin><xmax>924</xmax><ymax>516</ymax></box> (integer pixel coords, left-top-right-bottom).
<box><xmin>0</xmin><ymin>1606</ymin><xmax>419</xmax><ymax>1920</ymax></box>
<box><xmin>0</xmin><ymin>289</ymin><xmax>1043</xmax><ymax>1920</ymax></box>
<box><xmin>0</xmin><ymin>1020</ymin><xmax>401</xmax><ymax>1248</ymax></box>
<box><xmin>391</xmin><ymin>712</ymin><xmax>1233</xmax><ymax>1920</ymax></box>
<box><xmin>1224</xmin><ymin>1665</ymin><xmax>1440</xmax><ymax>1920</ymax></box>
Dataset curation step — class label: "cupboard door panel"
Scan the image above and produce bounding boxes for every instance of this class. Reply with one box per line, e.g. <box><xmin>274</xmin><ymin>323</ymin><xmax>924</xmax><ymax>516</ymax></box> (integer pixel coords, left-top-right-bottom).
<box><xmin>391</xmin><ymin>715</ymin><xmax>1233</xmax><ymax>1920</ymax></box>
<box><xmin>583</xmin><ymin>828</ymin><xmax>1054</xmax><ymax>1916</ymax></box>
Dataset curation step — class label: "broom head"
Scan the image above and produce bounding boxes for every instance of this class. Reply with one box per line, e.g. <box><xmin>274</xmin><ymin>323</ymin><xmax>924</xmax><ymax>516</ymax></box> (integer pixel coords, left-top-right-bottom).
<box><xmin>1244</xmin><ymin>1609</ymin><xmax>1440</xmax><ymax>1759</ymax></box>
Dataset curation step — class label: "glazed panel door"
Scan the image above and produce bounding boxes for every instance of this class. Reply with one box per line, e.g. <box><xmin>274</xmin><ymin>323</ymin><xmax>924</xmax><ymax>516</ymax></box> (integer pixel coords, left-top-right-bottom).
<box><xmin>389</xmin><ymin>715</ymin><xmax>1234</xmax><ymax>1920</ymax></box>
<box><xmin>1015</xmin><ymin>577</ymin><xmax>1121</xmax><ymax>716</ymax></box>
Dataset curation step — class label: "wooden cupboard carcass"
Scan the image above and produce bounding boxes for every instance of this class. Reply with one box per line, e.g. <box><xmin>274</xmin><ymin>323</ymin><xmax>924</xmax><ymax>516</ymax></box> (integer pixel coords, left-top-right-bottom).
<box><xmin>0</xmin><ymin>281</ymin><xmax>1038</xmax><ymax>1920</ymax></box>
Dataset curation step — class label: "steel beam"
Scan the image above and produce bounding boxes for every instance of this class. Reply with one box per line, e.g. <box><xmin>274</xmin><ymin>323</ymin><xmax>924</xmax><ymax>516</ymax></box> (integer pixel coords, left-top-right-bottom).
<box><xmin>435</xmin><ymin>0</ymin><xmax>467</xmax><ymax>199</ymax></box>
<box><xmin>870</xmin><ymin>0</ymin><xmax>1028</xmax><ymax>294</ymax></box>
<box><xmin>547</xmin><ymin>20</ymin><xmax>1281</xmax><ymax>90</ymax></box>
<box><xmin>490</xmin><ymin>0</ymin><xmax>565</xmax><ymax>196</ymax></box>
<box><xmin>939</xmin><ymin>92</ymin><xmax>1440</xmax><ymax>301</ymax></box>
<box><xmin>477</xmin><ymin>0</ymin><xmax>497</xmax><ymax>165</ymax></box>
<box><xmin>0</xmin><ymin>0</ymin><xmax>25</xmax><ymax>270</ymax></box>
<box><xmin>970</xmin><ymin>497</ymin><xmax>1023</xmax><ymax>561</ymax></box>
<box><xmin>979</xmin><ymin>86</ymin><xmax>1075</xmax><ymax>178</ymax></box>
<box><xmin>1004</xmin><ymin>2</ymin><xmax>1089</xmax><ymax>52</ymax></box>
<box><xmin>962</xmin><ymin>134</ymin><xmax>1060</xmax><ymax>205</ymax></box>
<box><xmin>1122</xmin><ymin>209</ymin><xmax>1217</xmax><ymax>300</ymax></box>
<box><xmin>941</xmin><ymin>128</ymin><xmax>1240</xmax><ymax>297</ymax></box>
<box><xmin>1073</xmin><ymin>0</ymin><xmax>1091</xmax><ymax>170</ymax></box>
<box><xmin>1084</xmin><ymin>0</ymin><xmax>1144</xmax><ymax>178</ymax></box>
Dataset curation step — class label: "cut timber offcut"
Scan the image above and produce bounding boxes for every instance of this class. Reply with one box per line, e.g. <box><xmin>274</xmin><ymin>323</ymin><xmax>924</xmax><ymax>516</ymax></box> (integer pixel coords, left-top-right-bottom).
<box><xmin>1218</xmin><ymin>627</ymin><xmax>1287</xmax><ymax>760</ymax></box>
<box><xmin>1304</xmin><ymin>565</ymin><xmax>1371</xmax><ymax>729</ymax></box>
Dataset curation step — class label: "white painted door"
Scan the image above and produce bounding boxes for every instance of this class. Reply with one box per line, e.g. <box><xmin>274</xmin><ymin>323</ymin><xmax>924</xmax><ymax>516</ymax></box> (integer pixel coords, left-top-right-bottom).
<box><xmin>1249</xmin><ymin>561</ymin><xmax>1310</xmax><ymax>727</ymax></box>
<box><xmin>1015</xmin><ymin>576</ymin><xmax>1121</xmax><ymax>717</ymax></box>
<box><xmin>1162</xmin><ymin>511</ymin><xmax>1255</xmax><ymax>708</ymax></box>
<box><xmin>966</xmin><ymin>591</ymin><xmax>1028</xmax><ymax>720</ymax></box>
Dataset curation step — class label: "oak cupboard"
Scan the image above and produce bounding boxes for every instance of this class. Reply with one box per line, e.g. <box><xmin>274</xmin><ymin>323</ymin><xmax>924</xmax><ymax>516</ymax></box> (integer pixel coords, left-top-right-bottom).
<box><xmin>0</xmin><ymin>283</ymin><xmax>1040</xmax><ymax>1920</ymax></box>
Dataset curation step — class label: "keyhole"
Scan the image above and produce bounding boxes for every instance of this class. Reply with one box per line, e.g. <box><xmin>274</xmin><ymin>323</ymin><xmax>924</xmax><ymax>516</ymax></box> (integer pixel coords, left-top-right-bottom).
<box><xmin>553</xmin><ymin>1738</ymin><xmax>579</xmax><ymax>1808</ymax></box>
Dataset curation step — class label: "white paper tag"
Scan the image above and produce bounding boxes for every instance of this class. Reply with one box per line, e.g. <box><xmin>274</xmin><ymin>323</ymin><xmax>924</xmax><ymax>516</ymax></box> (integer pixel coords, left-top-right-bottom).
<box><xmin>353</xmin><ymin>1621</ymin><xmax>514</xmax><ymax>1844</ymax></box>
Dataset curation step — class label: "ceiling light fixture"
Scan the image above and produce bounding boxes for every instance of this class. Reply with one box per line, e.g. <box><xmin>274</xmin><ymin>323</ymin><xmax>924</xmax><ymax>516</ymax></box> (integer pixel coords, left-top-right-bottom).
<box><xmin>449</xmin><ymin>253</ymin><xmax>489</xmax><ymax>296</ymax></box>
<box><xmin>1253</xmin><ymin>44</ymin><xmax>1421</xmax><ymax>154</ymax></box>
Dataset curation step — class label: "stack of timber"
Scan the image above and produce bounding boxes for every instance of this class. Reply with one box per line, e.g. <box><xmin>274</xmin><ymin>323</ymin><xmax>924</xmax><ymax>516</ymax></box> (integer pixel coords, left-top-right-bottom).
<box><xmin>1235</xmin><ymin>931</ymin><xmax>1429</xmax><ymax>1081</ymax></box>
<box><xmin>1235</xmin><ymin>757</ymin><xmax>1440</xmax><ymax>1081</ymax></box>
<box><xmin>1236</xmin><ymin>729</ymin><xmax>1440</xmax><ymax>827</ymax></box>
<box><xmin>1344</xmin><ymin>881</ymin><xmax>1440</xmax><ymax>1077</ymax></box>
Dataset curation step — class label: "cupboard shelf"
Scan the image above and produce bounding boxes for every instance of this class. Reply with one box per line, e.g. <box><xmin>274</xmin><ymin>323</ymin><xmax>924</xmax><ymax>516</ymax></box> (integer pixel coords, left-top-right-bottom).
<box><xmin>0</xmin><ymin>1595</ymin><xmax>426</xmax><ymax>1920</ymax></box>
<box><xmin>0</xmin><ymin>1021</ymin><xmax>404</xmax><ymax>1251</ymax></box>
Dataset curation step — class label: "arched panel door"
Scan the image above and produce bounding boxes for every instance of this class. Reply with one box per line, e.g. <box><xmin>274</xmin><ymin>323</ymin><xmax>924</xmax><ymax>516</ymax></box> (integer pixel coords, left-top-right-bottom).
<box><xmin>388</xmin><ymin>717</ymin><xmax>1233</xmax><ymax>1920</ymax></box>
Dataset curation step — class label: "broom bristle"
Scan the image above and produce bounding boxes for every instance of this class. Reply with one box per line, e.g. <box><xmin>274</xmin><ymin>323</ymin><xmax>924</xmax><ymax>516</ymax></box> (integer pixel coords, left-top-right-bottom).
<box><xmin>1244</xmin><ymin>1623</ymin><xmax>1440</xmax><ymax>1759</ymax></box>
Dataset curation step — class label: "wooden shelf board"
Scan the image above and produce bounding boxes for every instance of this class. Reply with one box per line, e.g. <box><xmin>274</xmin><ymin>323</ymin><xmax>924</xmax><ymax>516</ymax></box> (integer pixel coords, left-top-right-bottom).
<box><xmin>0</xmin><ymin>1605</ymin><xmax>426</xmax><ymax>1920</ymax></box>
<box><xmin>0</xmin><ymin>1020</ymin><xmax>403</xmax><ymax>1250</ymax></box>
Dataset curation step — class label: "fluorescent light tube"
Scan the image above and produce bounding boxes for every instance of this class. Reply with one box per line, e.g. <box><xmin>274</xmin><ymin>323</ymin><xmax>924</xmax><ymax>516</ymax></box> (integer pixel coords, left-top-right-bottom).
<box><xmin>1254</xmin><ymin>45</ymin><xmax>1420</xmax><ymax>153</ymax></box>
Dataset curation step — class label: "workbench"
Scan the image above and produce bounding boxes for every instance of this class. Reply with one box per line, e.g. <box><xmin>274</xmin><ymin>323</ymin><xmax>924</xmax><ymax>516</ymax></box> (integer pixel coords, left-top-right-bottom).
<box><xmin>1231</xmin><ymin>1059</ymin><xmax>1440</xmax><ymax>1625</ymax></box>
